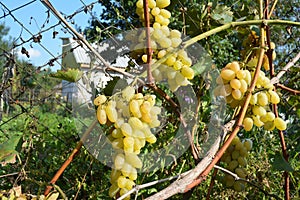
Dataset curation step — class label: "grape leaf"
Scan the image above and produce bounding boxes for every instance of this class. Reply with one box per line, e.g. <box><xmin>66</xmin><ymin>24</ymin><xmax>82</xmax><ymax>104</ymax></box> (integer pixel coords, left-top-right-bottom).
<box><xmin>211</xmin><ymin>5</ymin><xmax>233</xmax><ymax>24</ymax></box>
<box><xmin>50</xmin><ymin>68</ymin><xmax>83</xmax><ymax>82</ymax></box>
<box><xmin>0</xmin><ymin>135</ymin><xmax>22</xmax><ymax>166</ymax></box>
<box><xmin>192</xmin><ymin>55</ymin><xmax>212</xmax><ymax>76</ymax></box>
<box><xmin>271</xmin><ymin>152</ymin><xmax>294</xmax><ymax>172</ymax></box>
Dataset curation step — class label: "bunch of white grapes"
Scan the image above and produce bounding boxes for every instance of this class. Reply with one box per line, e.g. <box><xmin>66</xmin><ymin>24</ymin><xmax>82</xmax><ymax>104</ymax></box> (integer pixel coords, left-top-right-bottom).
<box><xmin>94</xmin><ymin>86</ymin><xmax>161</xmax><ymax>199</ymax></box>
<box><xmin>126</xmin><ymin>0</ymin><xmax>194</xmax><ymax>92</ymax></box>
<box><xmin>214</xmin><ymin>61</ymin><xmax>287</xmax><ymax>132</ymax></box>
<box><xmin>220</xmin><ymin>136</ymin><xmax>252</xmax><ymax>191</ymax></box>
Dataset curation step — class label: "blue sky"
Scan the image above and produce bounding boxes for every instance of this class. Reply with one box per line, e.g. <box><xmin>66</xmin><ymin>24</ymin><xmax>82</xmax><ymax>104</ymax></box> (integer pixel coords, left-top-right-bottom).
<box><xmin>0</xmin><ymin>0</ymin><xmax>103</xmax><ymax>71</ymax></box>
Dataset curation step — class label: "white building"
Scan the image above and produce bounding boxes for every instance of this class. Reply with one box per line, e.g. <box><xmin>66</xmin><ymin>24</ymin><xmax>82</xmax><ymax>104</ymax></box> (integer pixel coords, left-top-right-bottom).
<box><xmin>61</xmin><ymin>38</ymin><xmax>112</xmax><ymax>105</ymax></box>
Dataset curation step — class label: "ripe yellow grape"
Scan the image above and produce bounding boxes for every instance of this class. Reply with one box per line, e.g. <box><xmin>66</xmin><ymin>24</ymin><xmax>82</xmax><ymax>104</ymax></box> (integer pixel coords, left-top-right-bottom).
<box><xmin>151</xmin><ymin>7</ymin><xmax>160</xmax><ymax>16</ymax></box>
<box><xmin>148</xmin><ymin>0</ymin><xmax>156</xmax><ymax>8</ymax></box>
<box><xmin>232</xmin><ymin>89</ymin><xmax>242</xmax><ymax>100</ymax></box>
<box><xmin>181</xmin><ymin>66</ymin><xmax>194</xmax><ymax>79</ymax></box>
<box><xmin>239</xmin><ymin>79</ymin><xmax>248</xmax><ymax>93</ymax></box>
<box><xmin>117</xmin><ymin>176</ymin><xmax>128</xmax><ymax>188</ymax></box>
<box><xmin>274</xmin><ymin>117</ymin><xmax>287</xmax><ymax>130</ymax></box>
<box><xmin>136</xmin><ymin>0</ymin><xmax>143</xmax><ymax>9</ymax></box>
<box><xmin>165</xmin><ymin>55</ymin><xmax>176</xmax><ymax>66</ymax></box>
<box><xmin>157</xmin><ymin>49</ymin><xmax>166</xmax><ymax>59</ymax></box>
<box><xmin>171</xmin><ymin>38</ymin><xmax>182</xmax><ymax>48</ymax></box>
<box><xmin>236</xmin><ymin>70</ymin><xmax>246</xmax><ymax>79</ymax></box>
<box><xmin>97</xmin><ymin>107</ymin><xmax>107</xmax><ymax>124</ymax></box>
<box><xmin>156</xmin><ymin>0</ymin><xmax>170</xmax><ymax>8</ymax></box>
<box><xmin>146</xmin><ymin>133</ymin><xmax>157</xmax><ymax>143</ymax></box>
<box><xmin>160</xmin><ymin>9</ymin><xmax>171</xmax><ymax>18</ymax></box>
<box><xmin>243</xmin><ymin>117</ymin><xmax>253</xmax><ymax>131</ymax></box>
<box><xmin>268</xmin><ymin>90</ymin><xmax>280</xmax><ymax>104</ymax></box>
<box><xmin>265</xmin><ymin>112</ymin><xmax>275</xmax><ymax>121</ymax></box>
<box><xmin>121</xmin><ymin>123</ymin><xmax>133</xmax><ymax>137</ymax></box>
<box><xmin>257</xmin><ymin>92</ymin><xmax>269</xmax><ymax>106</ymax></box>
<box><xmin>128</xmin><ymin>117</ymin><xmax>144</xmax><ymax>130</ymax></box>
<box><xmin>159</xmin><ymin>37</ymin><xmax>172</xmax><ymax>48</ymax></box>
<box><xmin>252</xmin><ymin>115</ymin><xmax>264</xmax><ymax>127</ymax></box>
<box><xmin>230</xmin><ymin>79</ymin><xmax>241</xmax><ymax>90</ymax></box>
<box><xmin>114</xmin><ymin>154</ymin><xmax>125</xmax><ymax>170</ymax></box>
<box><xmin>94</xmin><ymin>95</ymin><xmax>107</xmax><ymax>106</ymax></box>
<box><xmin>106</xmin><ymin>105</ymin><xmax>118</xmax><ymax>123</ymax></box>
<box><xmin>129</xmin><ymin>100</ymin><xmax>142</xmax><ymax>118</ymax></box>
<box><xmin>221</xmin><ymin>69</ymin><xmax>236</xmax><ymax>80</ymax></box>
<box><xmin>249</xmin><ymin>93</ymin><xmax>257</xmax><ymax>105</ymax></box>
<box><xmin>227</xmin><ymin>61</ymin><xmax>240</xmax><ymax>72</ymax></box>
<box><xmin>125</xmin><ymin>153</ymin><xmax>143</xmax><ymax>168</ymax></box>
<box><xmin>123</xmin><ymin>136</ymin><xmax>134</xmax><ymax>148</ymax></box>
<box><xmin>170</xmin><ymin>29</ymin><xmax>181</xmax><ymax>38</ymax></box>
<box><xmin>252</xmin><ymin>105</ymin><xmax>267</xmax><ymax>116</ymax></box>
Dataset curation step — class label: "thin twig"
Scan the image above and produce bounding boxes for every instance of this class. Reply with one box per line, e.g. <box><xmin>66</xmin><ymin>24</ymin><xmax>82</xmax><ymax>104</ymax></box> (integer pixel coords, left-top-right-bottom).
<box><xmin>270</xmin><ymin>51</ymin><xmax>300</xmax><ymax>85</ymax></box>
<box><xmin>117</xmin><ymin>170</ymin><xmax>191</xmax><ymax>200</ymax></box>
<box><xmin>277</xmin><ymin>83</ymin><xmax>300</xmax><ymax>95</ymax></box>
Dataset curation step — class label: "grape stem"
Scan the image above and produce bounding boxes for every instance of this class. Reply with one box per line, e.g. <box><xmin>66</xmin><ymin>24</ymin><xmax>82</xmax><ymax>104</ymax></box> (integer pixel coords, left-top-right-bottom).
<box><xmin>142</xmin><ymin>0</ymin><xmax>154</xmax><ymax>85</ymax></box>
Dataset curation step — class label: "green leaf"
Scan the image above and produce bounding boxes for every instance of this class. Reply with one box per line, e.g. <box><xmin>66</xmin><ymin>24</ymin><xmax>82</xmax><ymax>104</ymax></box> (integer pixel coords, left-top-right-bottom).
<box><xmin>102</xmin><ymin>77</ymin><xmax>128</xmax><ymax>96</ymax></box>
<box><xmin>0</xmin><ymin>135</ymin><xmax>22</xmax><ymax>166</ymax></box>
<box><xmin>211</xmin><ymin>5</ymin><xmax>233</xmax><ymax>24</ymax></box>
<box><xmin>50</xmin><ymin>68</ymin><xmax>83</xmax><ymax>82</ymax></box>
<box><xmin>272</xmin><ymin>152</ymin><xmax>294</xmax><ymax>172</ymax></box>
<box><xmin>192</xmin><ymin>55</ymin><xmax>212</xmax><ymax>76</ymax></box>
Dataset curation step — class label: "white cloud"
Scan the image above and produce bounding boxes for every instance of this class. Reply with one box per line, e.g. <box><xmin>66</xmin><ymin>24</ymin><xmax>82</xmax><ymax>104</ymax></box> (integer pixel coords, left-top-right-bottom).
<box><xmin>18</xmin><ymin>48</ymin><xmax>41</xmax><ymax>58</ymax></box>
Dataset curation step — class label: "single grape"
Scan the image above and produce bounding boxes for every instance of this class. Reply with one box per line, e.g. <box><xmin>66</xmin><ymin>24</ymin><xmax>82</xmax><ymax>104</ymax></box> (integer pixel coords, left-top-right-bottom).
<box><xmin>232</xmin><ymin>89</ymin><xmax>242</xmax><ymax>100</ymax></box>
<box><xmin>97</xmin><ymin>107</ymin><xmax>107</xmax><ymax>125</ymax></box>
<box><xmin>156</xmin><ymin>0</ymin><xmax>170</xmax><ymax>8</ymax></box>
<box><xmin>125</xmin><ymin>153</ymin><xmax>143</xmax><ymax>168</ymax></box>
<box><xmin>230</xmin><ymin>79</ymin><xmax>241</xmax><ymax>90</ymax></box>
<box><xmin>181</xmin><ymin>66</ymin><xmax>194</xmax><ymax>79</ymax></box>
<box><xmin>114</xmin><ymin>154</ymin><xmax>125</xmax><ymax>170</ymax></box>
<box><xmin>257</xmin><ymin>92</ymin><xmax>269</xmax><ymax>106</ymax></box>
<box><xmin>274</xmin><ymin>117</ymin><xmax>287</xmax><ymax>130</ymax></box>
<box><xmin>121</xmin><ymin>123</ymin><xmax>133</xmax><ymax>137</ymax></box>
<box><xmin>160</xmin><ymin>9</ymin><xmax>171</xmax><ymax>18</ymax></box>
<box><xmin>221</xmin><ymin>69</ymin><xmax>235</xmax><ymax>80</ymax></box>
<box><xmin>268</xmin><ymin>90</ymin><xmax>280</xmax><ymax>104</ymax></box>
<box><xmin>94</xmin><ymin>95</ymin><xmax>107</xmax><ymax>106</ymax></box>
<box><xmin>227</xmin><ymin>61</ymin><xmax>240</xmax><ymax>73</ymax></box>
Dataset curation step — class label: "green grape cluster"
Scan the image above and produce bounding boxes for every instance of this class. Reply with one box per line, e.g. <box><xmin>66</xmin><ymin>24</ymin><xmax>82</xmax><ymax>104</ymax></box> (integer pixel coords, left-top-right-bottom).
<box><xmin>214</xmin><ymin>61</ymin><xmax>251</xmax><ymax>107</ymax></box>
<box><xmin>126</xmin><ymin>0</ymin><xmax>194</xmax><ymax>92</ymax></box>
<box><xmin>94</xmin><ymin>86</ymin><xmax>161</xmax><ymax>199</ymax></box>
<box><xmin>220</xmin><ymin>136</ymin><xmax>252</xmax><ymax>192</ymax></box>
<box><xmin>214</xmin><ymin>61</ymin><xmax>287</xmax><ymax>132</ymax></box>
